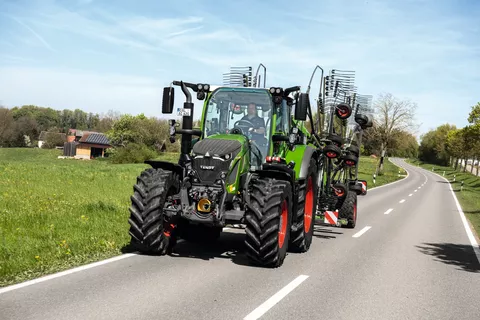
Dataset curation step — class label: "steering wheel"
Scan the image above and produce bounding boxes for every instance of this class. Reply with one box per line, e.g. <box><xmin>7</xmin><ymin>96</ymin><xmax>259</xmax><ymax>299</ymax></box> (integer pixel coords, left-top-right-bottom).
<box><xmin>234</xmin><ymin>119</ymin><xmax>255</xmax><ymax>135</ymax></box>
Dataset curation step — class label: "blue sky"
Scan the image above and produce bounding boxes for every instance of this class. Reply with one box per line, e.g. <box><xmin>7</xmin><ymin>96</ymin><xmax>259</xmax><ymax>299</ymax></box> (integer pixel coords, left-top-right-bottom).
<box><xmin>0</xmin><ymin>0</ymin><xmax>479</xmax><ymax>138</ymax></box>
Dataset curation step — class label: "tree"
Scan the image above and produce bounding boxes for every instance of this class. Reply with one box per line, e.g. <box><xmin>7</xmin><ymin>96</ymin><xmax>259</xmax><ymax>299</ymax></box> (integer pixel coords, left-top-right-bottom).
<box><xmin>372</xmin><ymin>93</ymin><xmax>418</xmax><ymax>172</ymax></box>
<box><xmin>445</xmin><ymin>128</ymin><xmax>465</xmax><ymax>169</ymax></box>
<box><xmin>419</xmin><ymin>123</ymin><xmax>457</xmax><ymax>166</ymax></box>
<box><xmin>467</xmin><ymin>102</ymin><xmax>480</xmax><ymax>125</ymax></box>
<box><xmin>0</xmin><ymin>107</ymin><xmax>15</xmax><ymax>147</ymax></box>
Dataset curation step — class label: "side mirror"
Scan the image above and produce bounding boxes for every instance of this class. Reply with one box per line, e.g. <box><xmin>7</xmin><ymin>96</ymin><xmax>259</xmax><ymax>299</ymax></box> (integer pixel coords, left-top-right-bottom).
<box><xmin>162</xmin><ymin>87</ymin><xmax>175</xmax><ymax>114</ymax></box>
<box><xmin>295</xmin><ymin>93</ymin><xmax>309</xmax><ymax>121</ymax></box>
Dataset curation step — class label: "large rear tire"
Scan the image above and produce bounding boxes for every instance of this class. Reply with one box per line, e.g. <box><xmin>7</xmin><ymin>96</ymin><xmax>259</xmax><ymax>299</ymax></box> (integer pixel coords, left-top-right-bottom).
<box><xmin>244</xmin><ymin>177</ymin><xmax>292</xmax><ymax>268</ymax></box>
<box><xmin>289</xmin><ymin>158</ymin><xmax>318</xmax><ymax>253</ymax></box>
<box><xmin>128</xmin><ymin>168</ymin><xmax>180</xmax><ymax>254</ymax></box>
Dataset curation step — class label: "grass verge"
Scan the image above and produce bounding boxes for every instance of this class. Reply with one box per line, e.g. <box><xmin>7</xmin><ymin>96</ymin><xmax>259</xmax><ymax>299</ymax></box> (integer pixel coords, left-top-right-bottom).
<box><xmin>357</xmin><ymin>156</ymin><xmax>406</xmax><ymax>189</ymax></box>
<box><xmin>0</xmin><ymin>149</ymin><xmax>404</xmax><ymax>287</ymax></box>
<box><xmin>407</xmin><ymin>158</ymin><xmax>480</xmax><ymax>240</ymax></box>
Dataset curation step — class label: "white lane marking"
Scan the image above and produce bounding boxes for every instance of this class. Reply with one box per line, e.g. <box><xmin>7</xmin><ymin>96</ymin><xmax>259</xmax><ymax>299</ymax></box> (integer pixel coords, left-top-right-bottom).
<box><xmin>422</xmin><ymin>167</ymin><xmax>480</xmax><ymax>265</ymax></box>
<box><xmin>352</xmin><ymin>226</ymin><xmax>372</xmax><ymax>238</ymax></box>
<box><xmin>399</xmin><ymin>199</ymin><xmax>406</xmax><ymax>203</ymax></box>
<box><xmin>414</xmin><ymin>189</ymin><xmax>417</xmax><ymax>192</ymax></box>
<box><xmin>409</xmin><ymin>194</ymin><xmax>413</xmax><ymax>197</ymax></box>
<box><xmin>384</xmin><ymin>208</ymin><xmax>393</xmax><ymax>215</ymax></box>
<box><xmin>0</xmin><ymin>253</ymin><xmax>137</xmax><ymax>295</ymax></box>
<box><xmin>244</xmin><ymin>275</ymin><xmax>309</xmax><ymax>320</ymax></box>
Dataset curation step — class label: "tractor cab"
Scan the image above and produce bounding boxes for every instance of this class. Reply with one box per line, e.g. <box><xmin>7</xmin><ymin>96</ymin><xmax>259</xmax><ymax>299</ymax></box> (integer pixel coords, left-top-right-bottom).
<box><xmin>201</xmin><ymin>86</ymin><xmax>282</xmax><ymax>163</ymax></box>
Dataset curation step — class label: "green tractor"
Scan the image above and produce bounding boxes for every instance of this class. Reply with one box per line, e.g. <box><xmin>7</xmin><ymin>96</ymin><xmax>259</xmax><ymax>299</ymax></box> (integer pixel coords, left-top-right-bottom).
<box><xmin>127</xmin><ymin>67</ymin><xmax>324</xmax><ymax>268</ymax></box>
<box><xmin>126</xmin><ymin>64</ymin><xmax>373</xmax><ymax>268</ymax></box>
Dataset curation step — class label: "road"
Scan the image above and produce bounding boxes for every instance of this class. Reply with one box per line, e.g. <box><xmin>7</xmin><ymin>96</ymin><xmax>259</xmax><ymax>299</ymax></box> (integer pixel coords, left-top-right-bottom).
<box><xmin>1</xmin><ymin>158</ymin><xmax>480</xmax><ymax>320</ymax></box>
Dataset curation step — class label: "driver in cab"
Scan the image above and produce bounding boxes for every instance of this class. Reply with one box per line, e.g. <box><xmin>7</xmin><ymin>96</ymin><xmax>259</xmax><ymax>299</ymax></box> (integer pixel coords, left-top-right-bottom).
<box><xmin>242</xmin><ymin>102</ymin><xmax>265</xmax><ymax>140</ymax></box>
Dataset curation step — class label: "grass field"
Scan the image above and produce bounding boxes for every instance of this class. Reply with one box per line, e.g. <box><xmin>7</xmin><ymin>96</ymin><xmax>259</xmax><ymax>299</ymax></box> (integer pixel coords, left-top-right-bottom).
<box><xmin>0</xmin><ymin>148</ymin><xmax>403</xmax><ymax>287</ymax></box>
<box><xmin>407</xmin><ymin>159</ymin><xmax>480</xmax><ymax>240</ymax></box>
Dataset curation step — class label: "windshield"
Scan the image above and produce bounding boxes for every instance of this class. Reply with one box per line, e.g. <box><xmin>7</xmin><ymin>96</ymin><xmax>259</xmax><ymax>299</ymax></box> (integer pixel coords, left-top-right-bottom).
<box><xmin>203</xmin><ymin>87</ymin><xmax>273</xmax><ymax>164</ymax></box>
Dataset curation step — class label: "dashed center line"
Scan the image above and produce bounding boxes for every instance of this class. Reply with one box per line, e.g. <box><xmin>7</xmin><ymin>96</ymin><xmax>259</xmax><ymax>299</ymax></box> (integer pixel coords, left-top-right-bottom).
<box><xmin>409</xmin><ymin>194</ymin><xmax>413</xmax><ymax>196</ymax></box>
<box><xmin>384</xmin><ymin>208</ymin><xmax>393</xmax><ymax>215</ymax></box>
<box><xmin>352</xmin><ymin>226</ymin><xmax>372</xmax><ymax>238</ymax></box>
<box><xmin>244</xmin><ymin>275</ymin><xmax>309</xmax><ymax>320</ymax></box>
<box><xmin>414</xmin><ymin>190</ymin><xmax>418</xmax><ymax>192</ymax></box>
<box><xmin>399</xmin><ymin>199</ymin><xmax>406</xmax><ymax>203</ymax></box>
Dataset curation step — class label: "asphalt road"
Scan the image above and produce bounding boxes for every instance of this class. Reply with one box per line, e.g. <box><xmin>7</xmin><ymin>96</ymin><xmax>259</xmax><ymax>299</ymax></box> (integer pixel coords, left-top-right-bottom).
<box><xmin>2</xmin><ymin>158</ymin><xmax>480</xmax><ymax>320</ymax></box>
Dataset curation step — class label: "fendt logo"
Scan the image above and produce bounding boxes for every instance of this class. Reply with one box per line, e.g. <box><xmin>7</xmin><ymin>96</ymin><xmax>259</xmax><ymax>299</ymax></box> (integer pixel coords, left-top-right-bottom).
<box><xmin>200</xmin><ymin>165</ymin><xmax>215</xmax><ymax>170</ymax></box>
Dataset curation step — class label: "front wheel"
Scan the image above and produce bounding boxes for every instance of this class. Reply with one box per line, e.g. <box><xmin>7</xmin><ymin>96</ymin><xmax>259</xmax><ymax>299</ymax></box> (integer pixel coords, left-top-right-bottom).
<box><xmin>128</xmin><ymin>168</ymin><xmax>180</xmax><ymax>254</ymax></box>
<box><xmin>244</xmin><ymin>177</ymin><xmax>292</xmax><ymax>268</ymax></box>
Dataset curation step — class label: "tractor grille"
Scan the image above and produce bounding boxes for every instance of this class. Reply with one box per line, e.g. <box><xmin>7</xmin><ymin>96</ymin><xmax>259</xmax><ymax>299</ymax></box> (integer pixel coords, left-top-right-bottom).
<box><xmin>193</xmin><ymin>157</ymin><xmax>232</xmax><ymax>183</ymax></box>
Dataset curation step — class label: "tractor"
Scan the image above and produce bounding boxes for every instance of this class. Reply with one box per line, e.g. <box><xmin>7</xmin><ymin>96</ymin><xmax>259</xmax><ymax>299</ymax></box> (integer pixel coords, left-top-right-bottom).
<box><xmin>126</xmin><ymin>64</ymin><xmax>373</xmax><ymax>268</ymax></box>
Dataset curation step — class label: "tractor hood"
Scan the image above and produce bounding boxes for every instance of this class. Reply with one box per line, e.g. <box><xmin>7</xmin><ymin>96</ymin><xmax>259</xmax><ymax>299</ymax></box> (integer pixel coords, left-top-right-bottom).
<box><xmin>192</xmin><ymin>134</ymin><xmax>247</xmax><ymax>159</ymax></box>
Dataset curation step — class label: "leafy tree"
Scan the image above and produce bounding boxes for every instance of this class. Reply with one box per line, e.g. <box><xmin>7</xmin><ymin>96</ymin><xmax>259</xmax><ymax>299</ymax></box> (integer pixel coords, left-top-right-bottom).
<box><xmin>0</xmin><ymin>107</ymin><xmax>15</xmax><ymax>147</ymax></box>
<box><xmin>419</xmin><ymin>123</ymin><xmax>457</xmax><ymax>166</ymax></box>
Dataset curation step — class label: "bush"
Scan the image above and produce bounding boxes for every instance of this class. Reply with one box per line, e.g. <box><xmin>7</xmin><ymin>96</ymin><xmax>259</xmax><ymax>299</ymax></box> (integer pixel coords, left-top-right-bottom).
<box><xmin>108</xmin><ymin>143</ymin><xmax>158</xmax><ymax>164</ymax></box>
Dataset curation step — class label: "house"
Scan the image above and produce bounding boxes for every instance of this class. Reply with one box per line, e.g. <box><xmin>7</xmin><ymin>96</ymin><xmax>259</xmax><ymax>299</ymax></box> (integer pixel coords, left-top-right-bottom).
<box><xmin>38</xmin><ymin>131</ymin><xmax>67</xmax><ymax>148</ymax></box>
<box><xmin>63</xmin><ymin>129</ymin><xmax>111</xmax><ymax>159</ymax></box>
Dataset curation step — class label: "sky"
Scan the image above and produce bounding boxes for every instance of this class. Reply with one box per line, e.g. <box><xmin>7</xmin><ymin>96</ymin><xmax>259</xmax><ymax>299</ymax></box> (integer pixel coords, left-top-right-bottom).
<box><xmin>0</xmin><ymin>0</ymin><xmax>479</xmax><ymax>138</ymax></box>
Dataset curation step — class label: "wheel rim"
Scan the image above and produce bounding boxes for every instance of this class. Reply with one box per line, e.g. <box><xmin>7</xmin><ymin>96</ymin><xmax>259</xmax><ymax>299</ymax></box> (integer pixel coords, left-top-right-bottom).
<box><xmin>304</xmin><ymin>177</ymin><xmax>314</xmax><ymax>233</ymax></box>
<box><xmin>279</xmin><ymin>200</ymin><xmax>288</xmax><ymax>248</ymax></box>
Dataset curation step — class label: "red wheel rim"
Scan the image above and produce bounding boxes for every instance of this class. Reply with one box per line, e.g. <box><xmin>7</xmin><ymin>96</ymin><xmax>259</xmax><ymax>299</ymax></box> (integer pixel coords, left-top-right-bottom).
<box><xmin>279</xmin><ymin>200</ymin><xmax>288</xmax><ymax>247</ymax></box>
<box><xmin>304</xmin><ymin>177</ymin><xmax>314</xmax><ymax>233</ymax></box>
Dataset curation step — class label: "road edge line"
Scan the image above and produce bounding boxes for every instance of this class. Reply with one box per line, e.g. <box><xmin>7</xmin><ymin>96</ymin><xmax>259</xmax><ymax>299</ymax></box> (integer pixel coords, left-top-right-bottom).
<box><xmin>405</xmin><ymin>160</ymin><xmax>480</xmax><ymax>264</ymax></box>
<box><xmin>244</xmin><ymin>274</ymin><xmax>309</xmax><ymax>320</ymax></box>
<box><xmin>0</xmin><ymin>253</ymin><xmax>137</xmax><ymax>294</ymax></box>
<box><xmin>367</xmin><ymin>158</ymin><xmax>410</xmax><ymax>192</ymax></box>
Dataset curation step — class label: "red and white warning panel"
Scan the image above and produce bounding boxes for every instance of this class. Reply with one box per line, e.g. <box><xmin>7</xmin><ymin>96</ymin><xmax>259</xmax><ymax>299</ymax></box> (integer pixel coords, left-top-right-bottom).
<box><xmin>324</xmin><ymin>210</ymin><xmax>338</xmax><ymax>225</ymax></box>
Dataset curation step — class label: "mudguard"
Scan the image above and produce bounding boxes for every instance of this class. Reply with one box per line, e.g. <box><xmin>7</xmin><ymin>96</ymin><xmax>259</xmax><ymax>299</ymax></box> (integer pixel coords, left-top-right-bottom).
<box><xmin>298</xmin><ymin>146</ymin><xmax>318</xmax><ymax>179</ymax></box>
<box><xmin>144</xmin><ymin>160</ymin><xmax>184</xmax><ymax>179</ymax></box>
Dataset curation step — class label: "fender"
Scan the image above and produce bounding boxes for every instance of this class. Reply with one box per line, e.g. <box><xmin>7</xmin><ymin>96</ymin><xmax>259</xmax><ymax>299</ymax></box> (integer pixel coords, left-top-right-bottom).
<box><xmin>257</xmin><ymin>163</ymin><xmax>295</xmax><ymax>187</ymax></box>
<box><xmin>144</xmin><ymin>160</ymin><xmax>184</xmax><ymax>179</ymax></box>
<box><xmin>298</xmin><ymin>145</ymin><xmax>318</xmax><ymax>179</ymax></box>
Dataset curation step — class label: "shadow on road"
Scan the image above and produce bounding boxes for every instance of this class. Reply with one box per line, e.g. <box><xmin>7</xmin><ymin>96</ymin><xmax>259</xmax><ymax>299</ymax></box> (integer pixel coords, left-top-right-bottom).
<box><xmin>416</xmin><ymin>242</ymin><xmax>480</xmax><ymax>273</ymax></box>
<box><xmin>313</xmin><ymin>223</ymin><xmax>343</xmax><ymax>239</ymax></box>
<box><xmin>121</xmin><ymin>223</ymin><xmax>344</xmax><ymax>267</ymax></box>
<box><xmin>168</xmin><ymin>232</ymin><xmax>254</xmax><ymax>267</ymax></box>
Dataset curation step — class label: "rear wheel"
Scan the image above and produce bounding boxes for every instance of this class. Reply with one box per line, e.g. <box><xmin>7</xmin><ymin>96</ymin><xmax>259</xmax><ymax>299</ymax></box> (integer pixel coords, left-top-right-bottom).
<box><xmin>339</xmin><ymin>191</ymin><xmax>357</xmax><ymax>229</ymax></box>
<box><xmin>289</xmin><ymin>158</ymin><xmax>317</xmax><ymax>253</ymax></box>
<box><xmin>128</xmin><ymin>168</ymin><xmax>180</xmax><ymax>254</ymax></box>
<box><xmin>244</xmin><ymin>177</ymin><xmax>292</xmax><ymax>268</ymax></box>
